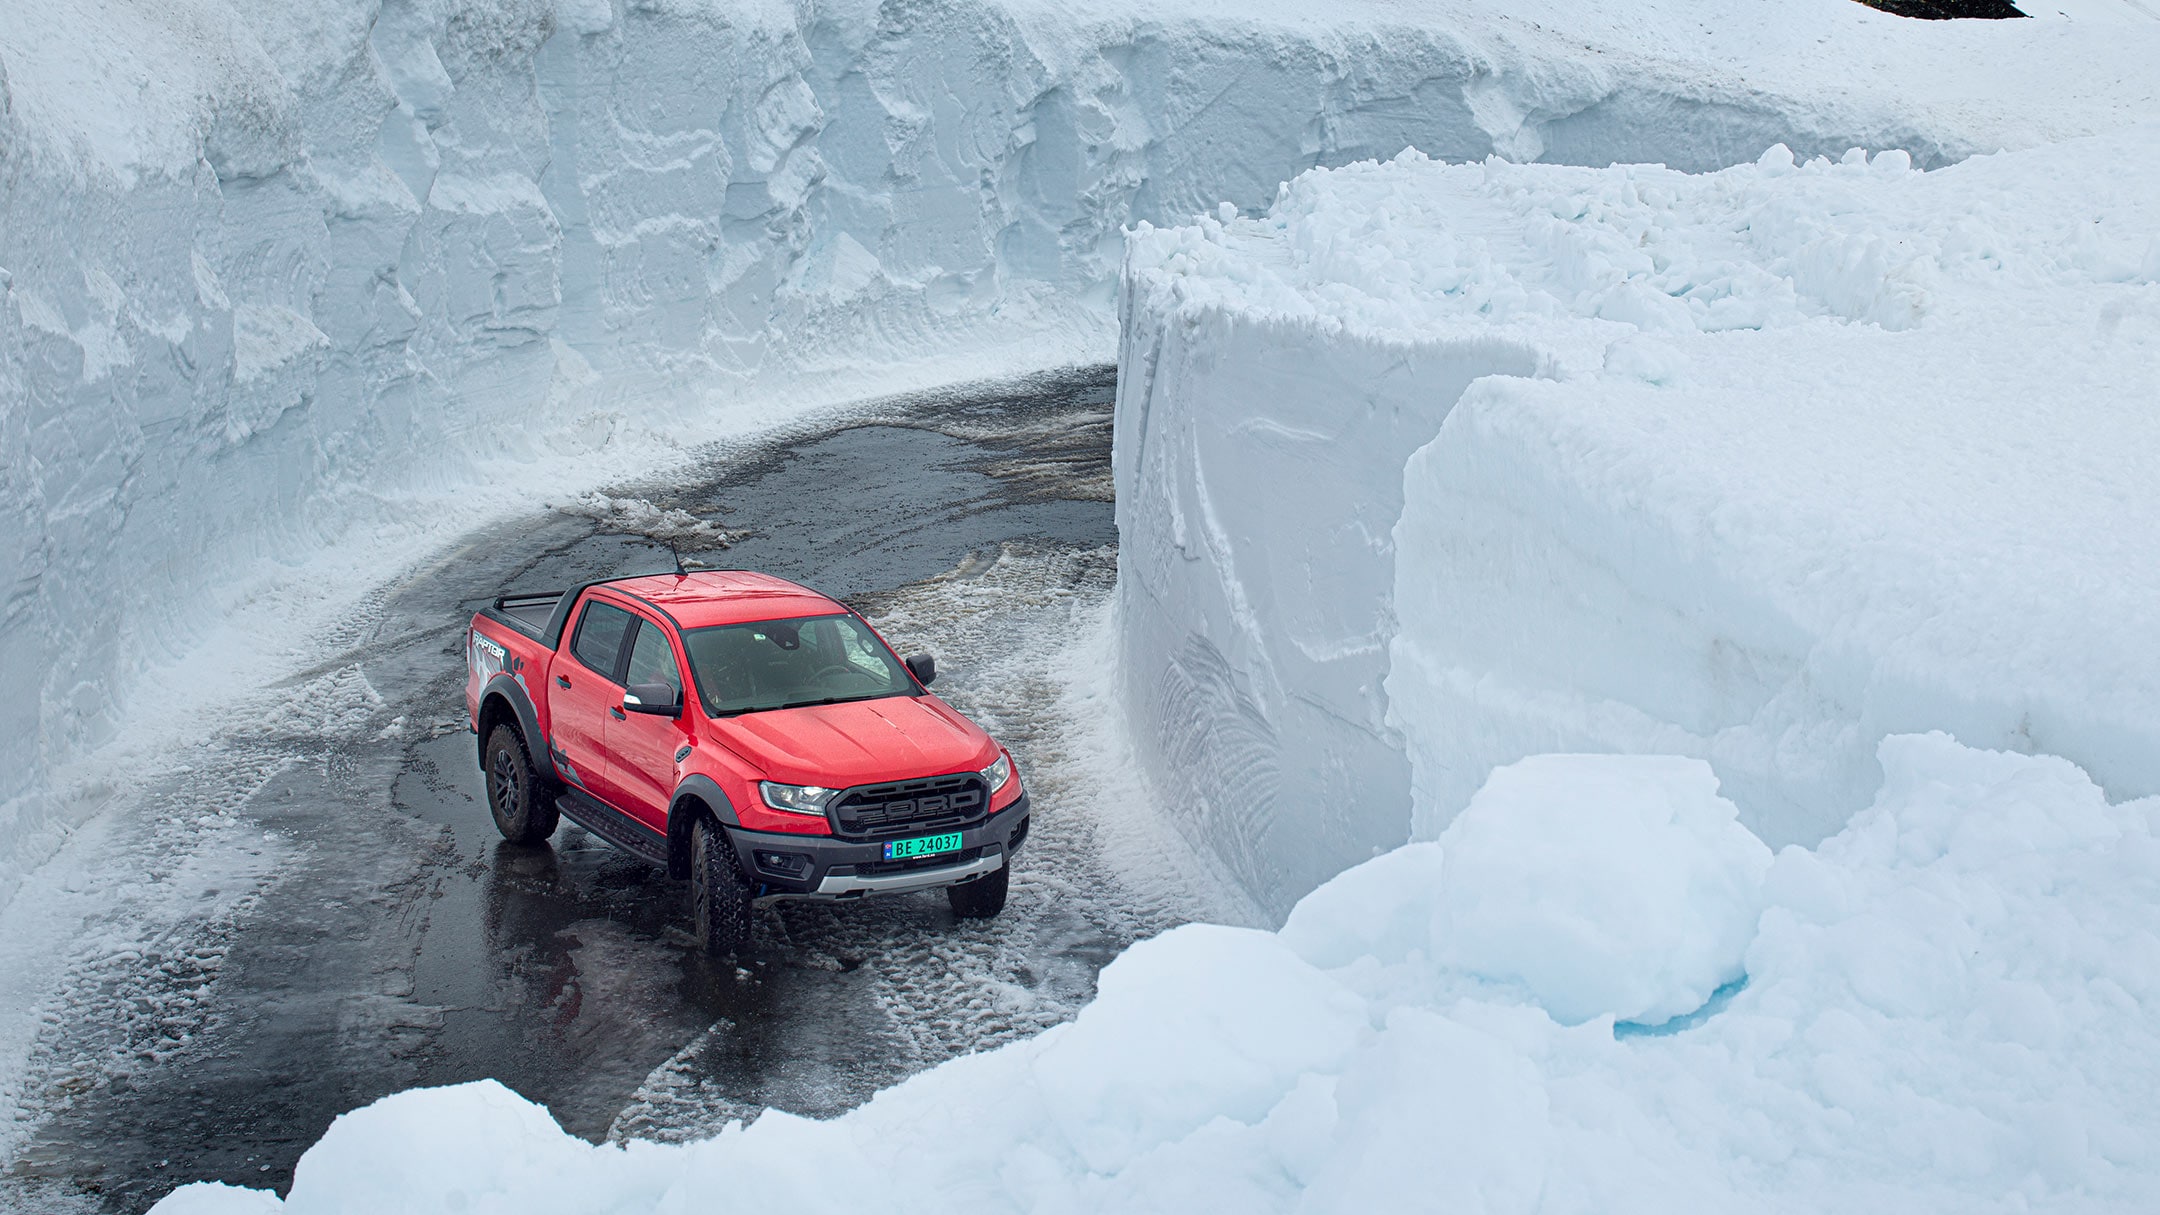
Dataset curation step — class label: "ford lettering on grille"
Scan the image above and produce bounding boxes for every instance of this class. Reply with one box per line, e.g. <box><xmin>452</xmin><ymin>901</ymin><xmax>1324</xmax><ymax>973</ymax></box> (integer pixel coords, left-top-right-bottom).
<box><xmin>834</xmin><ymin>775</ymin><xmax>987</xmax><ymax>837</ymax></box>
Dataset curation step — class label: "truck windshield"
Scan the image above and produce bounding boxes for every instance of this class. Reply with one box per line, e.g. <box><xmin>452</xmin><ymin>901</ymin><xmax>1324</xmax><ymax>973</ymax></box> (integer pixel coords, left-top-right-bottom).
<box><xmin>681</xmin><ymin>613</ymin><xmax>917</xmax><ymax>717</ymax></box>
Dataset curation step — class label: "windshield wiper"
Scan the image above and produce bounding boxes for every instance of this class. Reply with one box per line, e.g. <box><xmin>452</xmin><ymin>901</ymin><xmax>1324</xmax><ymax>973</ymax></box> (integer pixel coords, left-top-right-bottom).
<box><xmin>712</xmin><ymin>692</ymin><xmax>897</xmax><ymax>718</ymax></box>
<box><xmin>771</xmin><ymin>692</ymin><xmax>893</xmax><ymax>712</ymax></box>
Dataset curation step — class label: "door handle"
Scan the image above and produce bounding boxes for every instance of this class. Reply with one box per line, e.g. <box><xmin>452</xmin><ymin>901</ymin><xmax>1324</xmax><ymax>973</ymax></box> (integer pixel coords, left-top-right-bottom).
<box><xmin>555</xmin><ymin>675</ymin><xmax>571</xmax><ymax>689</ymax></box>
<box><xmin>609</xmin><ymin>706</ymin><xmax>626</xmax><ymax>720</ymax></box>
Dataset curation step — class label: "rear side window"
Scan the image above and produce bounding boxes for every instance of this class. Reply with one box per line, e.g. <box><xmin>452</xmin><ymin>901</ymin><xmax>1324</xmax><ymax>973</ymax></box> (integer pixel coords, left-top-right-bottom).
<box><xmin>571</xmin><ymin>601</ymin><xmax>635</xmax><ymax>679</ymax></box>
<box><xmin>623</xmin><ymin>619</ymin><xmax>682</xmax><ymax>693</ymax></box>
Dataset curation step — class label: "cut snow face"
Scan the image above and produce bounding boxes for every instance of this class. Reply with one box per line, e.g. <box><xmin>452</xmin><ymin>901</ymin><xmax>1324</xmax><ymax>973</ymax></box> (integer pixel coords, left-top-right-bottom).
<box><xmin>1118</xmin><ymin>123</ymin><xmax>2160</xmax><ymax>915</ymax></box>
<box><xmin>150</xmin><ymin>734</ymin><xmax>2160</xmax><ymax>1212</ymax></box>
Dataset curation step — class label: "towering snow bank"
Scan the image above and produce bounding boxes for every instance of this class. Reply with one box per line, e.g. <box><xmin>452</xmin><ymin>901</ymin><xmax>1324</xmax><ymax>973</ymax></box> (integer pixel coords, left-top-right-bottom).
<box><xmin>152</xmin><ymin>734</ymin><xmax>2160</xmax><ymax>1212</ymax></box>
<box><xmin>1120</xmin><ymin>117</ymin><xmax>2160</xmax><ymax>910</ymax></box>
<box><xmin>6</xmin><ymin>0</ymin><xmax>2160</xmax><ymax>908</ymax></box>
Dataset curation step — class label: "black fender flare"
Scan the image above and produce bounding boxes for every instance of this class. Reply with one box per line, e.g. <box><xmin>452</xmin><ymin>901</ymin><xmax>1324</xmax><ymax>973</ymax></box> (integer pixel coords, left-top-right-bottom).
<box><xmin>478</xmin><ymin>673</ymin><xmax>558</xmax><ymax>783</ymax></box>
<box><xmin>668</xmin><ymin>774</ymin><xmax>741</xmax><ymax>879</ymax></box>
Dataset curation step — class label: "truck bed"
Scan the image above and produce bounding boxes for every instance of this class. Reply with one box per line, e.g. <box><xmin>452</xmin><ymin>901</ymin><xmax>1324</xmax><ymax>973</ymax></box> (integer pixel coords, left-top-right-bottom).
<box><xmin>484</xmin><ymin>590</ymin><xmax>567</xmax><ymax>640</ymax></box>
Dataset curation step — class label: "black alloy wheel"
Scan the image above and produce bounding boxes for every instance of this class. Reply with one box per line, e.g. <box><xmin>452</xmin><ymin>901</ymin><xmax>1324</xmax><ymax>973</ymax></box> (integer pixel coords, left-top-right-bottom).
<box><xmin>484</xmin><ymin>724</ymin><xmax>560</xmax><ymax>843</ymax></box>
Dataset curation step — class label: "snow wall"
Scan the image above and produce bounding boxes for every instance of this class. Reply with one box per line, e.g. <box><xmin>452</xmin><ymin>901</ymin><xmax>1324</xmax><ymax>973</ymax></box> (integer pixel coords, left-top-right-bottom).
<box><xmin>1112</xmin><ymin>303</ymin><xmax>1542</xmax><ymax>907</ymax></box>
<box><xmin>7</xmin><ymin>0</ymin><xmax>2159</xmax><ymax>910</ymax></box>
<box><xmin>1119</xmin><ymin>117</ymin><xmax>2160</xmax><ymax>916</ymax></box>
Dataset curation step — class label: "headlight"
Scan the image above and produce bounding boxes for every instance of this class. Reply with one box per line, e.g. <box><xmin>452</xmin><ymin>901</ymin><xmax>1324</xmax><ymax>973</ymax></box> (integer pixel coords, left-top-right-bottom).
<box><xmin>760</xmin><ymin>781</ymin><xmax>839</xmax><ymax>816</ymax></box>
<box><xmin>981</xmin><ymin>751</ymin><xmax>1013</xmax><ymax>793</ymax></box>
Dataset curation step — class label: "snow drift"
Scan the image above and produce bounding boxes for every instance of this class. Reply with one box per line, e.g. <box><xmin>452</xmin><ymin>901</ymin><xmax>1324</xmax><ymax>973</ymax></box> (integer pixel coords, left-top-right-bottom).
<box><xmin>152</xmin><ymin>733</ymin><xmax>2160</xmax><ymax>1213</ymax></box>
<box><xmin>7</xmin><ymin>0</ymin><xmax>2160</xmax><ymax>910</ymax></box>
<box><xmin>1119</xmin><ymin>112</ymin><xmax>2160</xmax><ymax>913</ymax></box>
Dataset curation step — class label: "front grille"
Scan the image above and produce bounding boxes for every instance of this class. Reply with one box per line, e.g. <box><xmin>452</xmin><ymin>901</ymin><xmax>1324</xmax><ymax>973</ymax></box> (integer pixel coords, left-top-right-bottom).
<box><xmin>852</xmin><ymin>846</ymin><xmax>985</xmax><ymax>876</ymax></box>
<box><xmin>831</xmin><ymin>773</ymin><xmax>988</xmax><ymax>838</ymax></box>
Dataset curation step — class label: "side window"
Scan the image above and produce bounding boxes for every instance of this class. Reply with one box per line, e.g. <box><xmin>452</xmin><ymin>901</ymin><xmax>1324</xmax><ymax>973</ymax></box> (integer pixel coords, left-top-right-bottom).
<box><xmin>623</xmin><ymin>619</ymin><xmax>682</xmax><ymax>694</ymax></box>
<box><xmin>571</xmin><ymin>601</ymin><xmax>635</xmax><ymax>680</ymax></box>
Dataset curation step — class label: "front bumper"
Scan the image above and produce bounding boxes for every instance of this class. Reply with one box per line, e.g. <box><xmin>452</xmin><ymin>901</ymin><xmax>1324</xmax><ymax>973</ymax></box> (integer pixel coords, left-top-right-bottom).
<box><xmin>725</xmin><ymin>792</ymin><xmax>1030</xmax><ymax>905</ymax></box>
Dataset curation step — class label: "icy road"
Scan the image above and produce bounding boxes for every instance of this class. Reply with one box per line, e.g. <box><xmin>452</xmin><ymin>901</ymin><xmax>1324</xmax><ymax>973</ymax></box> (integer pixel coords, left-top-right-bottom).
<box><xmin>1</xmin><ymin>369</ymin><xmax>1236</xmax><ymax>1214</ymax></box>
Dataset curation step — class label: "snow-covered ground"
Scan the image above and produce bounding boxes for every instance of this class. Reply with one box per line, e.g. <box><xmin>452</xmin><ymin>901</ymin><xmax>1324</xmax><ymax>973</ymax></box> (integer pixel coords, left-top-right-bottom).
<box><xmin>8</xmin><ymin>0</ymin><xmax>2160</xmax><ymax>909</ymax></box>
<box><xmin>151</xmin><ymin>732</ymin><xmax>2160</xmax><ymax>1213</ymax></box>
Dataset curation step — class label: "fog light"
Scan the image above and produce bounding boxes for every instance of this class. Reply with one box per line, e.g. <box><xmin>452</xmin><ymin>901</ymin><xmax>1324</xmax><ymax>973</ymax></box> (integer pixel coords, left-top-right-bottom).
<box><xmin>754</xmin><ymin>851</ymin><xmax>807</xmax><ymax>877</ymax></box>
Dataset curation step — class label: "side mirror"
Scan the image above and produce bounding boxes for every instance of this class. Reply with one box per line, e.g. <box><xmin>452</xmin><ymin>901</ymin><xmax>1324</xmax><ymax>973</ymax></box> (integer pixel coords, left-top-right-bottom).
<box><xmin>904</xmin><ymin>653</ymin><xmax>936</xmax><ymax>686</ymax></box>
<box><xmin>622</xmin><ymin>683</ymin><xmax>682</xmax><ymax>718</ymax></box>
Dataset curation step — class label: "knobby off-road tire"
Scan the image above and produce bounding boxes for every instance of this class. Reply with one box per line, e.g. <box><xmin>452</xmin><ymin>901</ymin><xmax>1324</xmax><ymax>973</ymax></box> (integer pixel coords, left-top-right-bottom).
<box><xmin>946</xmin><ymin>861</ymin><xmax>1009</xmax><ymax>919</ymax></box>
<box><xmin>691</xmin><ymin>816</ymin><xmax>755</xmax><ymax>957</ymax></box>
<box><xmin>484</xmin><ymin>724</ymin><xmax>560</xmax><ymax>844</ymax></box>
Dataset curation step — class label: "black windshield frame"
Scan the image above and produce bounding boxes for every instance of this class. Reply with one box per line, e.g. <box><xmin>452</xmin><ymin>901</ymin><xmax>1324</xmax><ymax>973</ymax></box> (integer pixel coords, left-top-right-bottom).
<box><xmin>681</xmin><ymin>612</ymin><xmax>920</xmax><ymax>719</ymax></box>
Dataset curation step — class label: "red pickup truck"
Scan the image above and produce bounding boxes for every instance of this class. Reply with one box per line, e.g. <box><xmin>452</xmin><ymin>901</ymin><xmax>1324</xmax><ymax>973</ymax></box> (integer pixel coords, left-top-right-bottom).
<box><xmin>464</xmin><ymin>570</ymin><xmax>1027</xmax><ymax>955</ymax></box>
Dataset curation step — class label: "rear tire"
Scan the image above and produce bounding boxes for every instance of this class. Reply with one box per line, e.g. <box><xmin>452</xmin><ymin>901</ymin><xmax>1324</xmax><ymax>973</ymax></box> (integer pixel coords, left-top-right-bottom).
<box><xmin>691</xmin><ymin>816</ymin><xmax>755</xmax><ymax>957</ymax></box>
<box><xmin>484</xmin><ymin>724</ymin><xmax>560</xmax><ymax>844</ymax></box>
<box><xmin>946</xmin><ymin>861</ymin><xmax>1009</xmax><ymax>919</ymax></box>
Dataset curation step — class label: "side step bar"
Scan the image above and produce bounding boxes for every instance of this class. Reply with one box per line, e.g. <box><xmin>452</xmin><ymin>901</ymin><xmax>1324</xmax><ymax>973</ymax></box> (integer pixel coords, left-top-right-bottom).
<box><xmin>554</xmin><ymin>789</ymin><xmax>669</xmax><ymax>868</ymax></box>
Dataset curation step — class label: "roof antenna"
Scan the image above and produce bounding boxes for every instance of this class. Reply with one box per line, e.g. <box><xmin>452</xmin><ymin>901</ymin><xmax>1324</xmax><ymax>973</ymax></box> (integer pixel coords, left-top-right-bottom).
<box><xmin>669</xmin><ymin>541</ymin><xmax>689</xmax><ymax>578</ymax></box>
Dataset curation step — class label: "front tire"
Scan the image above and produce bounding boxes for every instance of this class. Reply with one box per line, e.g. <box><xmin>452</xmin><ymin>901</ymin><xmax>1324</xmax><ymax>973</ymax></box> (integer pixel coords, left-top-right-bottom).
<box><xmin>691</xmin><ymin>816</ymin><xmax>754</xmax><ymax>957</ymax></box>
<box><xmin>484</xmin><ymin>724</ymin><xmax>560</xmax><ymax>844</ymax></box>
<box><xmin>946</xmin><ymin>861</ymin><xmax>1009</xmax><ymax>919</ymax></box>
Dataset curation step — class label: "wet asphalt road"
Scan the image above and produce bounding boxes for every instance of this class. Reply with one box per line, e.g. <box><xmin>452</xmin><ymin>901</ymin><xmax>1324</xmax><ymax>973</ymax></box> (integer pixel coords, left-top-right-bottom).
<box><xmin>2</xmin><ymin>367</ymin><xmax>1188</xmax><ymax>1213</ymax></box>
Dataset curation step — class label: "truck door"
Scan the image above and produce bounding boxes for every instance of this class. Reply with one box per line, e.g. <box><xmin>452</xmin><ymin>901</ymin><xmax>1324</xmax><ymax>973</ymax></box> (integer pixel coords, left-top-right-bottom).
<box><xmin>549</xmin><ymin>596</ymin><xmax>636</xmax><ymax>805</ymax></box>
<box><xmin>608</xmin><ymin>615</ymin><xmax>691</xmax><ymax>833</ymax></box>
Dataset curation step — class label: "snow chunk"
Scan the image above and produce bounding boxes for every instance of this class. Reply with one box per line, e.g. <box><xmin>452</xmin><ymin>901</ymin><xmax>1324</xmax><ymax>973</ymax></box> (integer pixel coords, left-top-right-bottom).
<box><xmin>556</xmin><ymin>495</ymin><xmax>741</xmax><ymax>551</ymax></box>
<box><xmin>285</xmin><ymin>1080</ymin><xmax>596</xmax><ymax>1208</ymax></box>
<box><xmin>231</xmin><ymin>304</ymin><xmax>328</xmax><ymax>384</ymax></box>
<box><xmin>555</xmin><ymin>0</ymin><xmax>615</xmax><ymax>37</ymax></box>
<box><xmin>140</xmin><ymin>1184</ymin><xmax>282</xmax><ymax>1215</ymax></box>
<box><xmin>1435</xmin><ymin>754</ymin><xmax>1771</xmax><ymax>1026</ymax></box>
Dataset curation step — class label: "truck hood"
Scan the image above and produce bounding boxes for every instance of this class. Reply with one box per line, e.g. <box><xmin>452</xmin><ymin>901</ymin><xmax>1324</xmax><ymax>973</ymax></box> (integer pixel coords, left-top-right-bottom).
<box><xmin>707</xmin><ymin>694</ymin><xmax>994</xmax><ymax>788</ymax></box>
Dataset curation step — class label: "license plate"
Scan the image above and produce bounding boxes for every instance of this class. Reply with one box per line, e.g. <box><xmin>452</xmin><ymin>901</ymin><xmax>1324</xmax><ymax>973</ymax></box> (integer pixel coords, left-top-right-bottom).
<box><xmin>884</xmin><ymin>832</ymin><xmax>962</xmax><ymax>861</ymax></box>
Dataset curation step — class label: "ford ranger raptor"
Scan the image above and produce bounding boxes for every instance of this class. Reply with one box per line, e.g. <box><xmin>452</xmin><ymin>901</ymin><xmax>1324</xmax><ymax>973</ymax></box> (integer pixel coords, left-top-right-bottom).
<box><xmin>465</xmin><ymin>570</ymin><xmax>1028</xmax><ymax>955</ymax></box>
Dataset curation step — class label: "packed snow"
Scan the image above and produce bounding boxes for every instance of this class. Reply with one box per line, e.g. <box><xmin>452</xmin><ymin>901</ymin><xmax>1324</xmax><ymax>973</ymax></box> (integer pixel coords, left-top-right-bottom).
<box><xmin>1119</xmin><ymin>119</ymin><xmax>2160</xmax><ymax>911</ymax></box>
<box><xmin>151</xmin><ymin>734</ymin><xmax>2160</xmax><ymax>1213</ymax></box>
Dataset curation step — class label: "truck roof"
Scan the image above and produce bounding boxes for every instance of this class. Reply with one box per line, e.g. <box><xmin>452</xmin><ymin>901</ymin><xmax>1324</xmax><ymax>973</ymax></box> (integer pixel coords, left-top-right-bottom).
<box><xmin>599</xmin><ymin>570</ymin><xmax>846</xmax><ymax>630</ymax></box>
